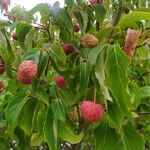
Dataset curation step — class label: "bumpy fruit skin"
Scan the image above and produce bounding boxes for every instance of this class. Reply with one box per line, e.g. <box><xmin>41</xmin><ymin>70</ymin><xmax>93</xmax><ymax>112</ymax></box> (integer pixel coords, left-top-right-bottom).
<box><xmin>89</xmin><ymin>0</ymin><xmax>103</xmax><ymax>5</ymax></box>
<box><xmin>0</xmin><ymin>81</ymin><xmax>4</xmax><ymax>93</ymax></box>
<box><xmin>82</xmin><ymin>34</ymin><xmax>99</xmax><ymax>48</ymax></box>
<box><xmin>62</xmin><ymin>44</ymin><xmax>76</xmax><ymax>55</ymax></box>
<box><xmin>0</xmin><ymin>63</ymin><xmax>5</xmax><ymax>75</ymax></box>
<box><xmin>55</xmin><ymin>75</ymin><xmax>68</xmax><ymax>89</ymax></box>
<box><xmin>124</xmin><ymin>28</ymin><xmax>141</xmax><ymax>58</ymax></box>
<box><xmin>80</xmin><ymin>100</ymin><xmax>104</xmax><ymax>123</ymax></box>
<box><xmin>12</xmin><ymin>32</ymin><xmax>18</xmax><ymax>41</ymax></box>
<box><xmin>73</xmin><ymin>23</ymin><xmax>80</xmax><ymax>32</ymax></box>
<box><xmin>17</xmin><ymin>60</ymin><xmax>37</xmax><ymax>84</ymax></box>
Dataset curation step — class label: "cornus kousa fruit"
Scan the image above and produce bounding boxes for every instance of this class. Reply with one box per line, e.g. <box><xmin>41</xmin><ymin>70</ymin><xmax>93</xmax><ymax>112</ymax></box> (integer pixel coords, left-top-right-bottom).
<box><xmin>0</xmin><ymin>63</ymin><xmax>5</xmax><ymax>75</ymax></box>
<box><xmin>80</xmin><ymin>100</ymin><xmax>104</xmax><ymax>123</ymax></box>
<box><xmin>55</xmin><ymin>75</ymin><xmax>68</xmax><ymax>89</ymax></box>
<box><xmin>12</xmin><ymin>32</ymin><xmax>18</xmax><ymax>41</ymax></box>
<box><xmin>89</xmin><ymin>0</ymin><xmax>103</xmax><ymax>5</ymax></box>
<box><xmin>17</xmin><ymin>60</ymin><xmax>37</xmax><ymax>84</ymax></box>
<box><xmin>2</xmin><ymin>0</ymin><xmax>8</xmax><ymax>10</ymax></box>
<box><xmin>124</xmin><ymin>28</ymin><xmax>141</xmax><ymax>58</ymax></box>
<box><xmin>62</xmin><ymin>44</ymin><xmax>76</xmax><ymax>55</ymax></box>
<box><xmin>82</xmin><ymin>34</ymin><xmax>99</xmax><ymax>48</ymax></box>
<box><xmin>0</xmin><ymin>81</ymin><xmax>4</xmax><ymax>93</ymax></box>
<box><xmin>73</xmin><ymin>23</ymin><xmax>80</xmax><ymax>32</ymax></box>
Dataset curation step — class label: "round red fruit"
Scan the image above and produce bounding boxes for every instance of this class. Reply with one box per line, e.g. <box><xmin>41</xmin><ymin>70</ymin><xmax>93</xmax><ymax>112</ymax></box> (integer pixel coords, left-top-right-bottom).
<box><xmin>0</xmin><ymin>63</ymin><xmax>5</xmax><ymax>75</ymax></box>
<box><xmin>17</xmin><ymin>60</ymin><xmax>37</xmax><ymax>85</ymax></box>
<box><xmin>0</xmin><ymin>81</ymin><xmax>4</xmax><ymax>93</ymax></box>
<box><xmin>62</xmin><ymin>44</ymin><xmax>76</xmax><ymax>55</ymax></box>
<box><xmin>12</xmin><ymin>32</ymin><xmax>18</xmax><ymax>41</ymax></box>
<box><xmin>55</xmin><ymin>75</ymin><xmax>68</xmax><ymax>89</ymax></box>
<box><xmin>73</xmin><ymin>23</ymin><xmax>80</xmax><ymax>32</ymax></box>
<box><xmin>80</xmin><ymin>100</ymin><xmax>104</xmax><ymax>123</ymax></box>
<box><xmin>2</xmin><ymin>0</ymin><xmax>8</xmax><ymax>8</ymax></box>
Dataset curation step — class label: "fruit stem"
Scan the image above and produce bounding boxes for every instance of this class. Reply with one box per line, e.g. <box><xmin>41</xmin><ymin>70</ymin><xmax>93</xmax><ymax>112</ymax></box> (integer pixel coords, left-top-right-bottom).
<box><xmin>94</xmin><ymin>88</ymin><xmax>96</xmax><ymax>103</ymax></box>
<box><xmin>4</xmin><ymin>13</ymin><xmax>47</xmax><ymax>30</ymax></box>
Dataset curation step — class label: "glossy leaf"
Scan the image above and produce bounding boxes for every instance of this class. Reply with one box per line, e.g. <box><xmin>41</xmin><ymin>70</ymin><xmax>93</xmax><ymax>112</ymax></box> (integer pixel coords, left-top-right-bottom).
<box><xmin>43</xmin><ymin>108</ymin><xmax>57</xmax><ymax>150</ymax></box>
<box><xmin>95</xmin><ymin>48</ymin><xmax>112</xmax><ymax>101</ymax></box>
<box><xmin>95</xmin><ymin>123</ymin><xmax>121</xmax><ymax>150</ymax></box>
<box><xmin>118</xmin><ymin>11</ymin><xmax>150</xmax><ymax>29</ymax></box>
<box><xmin>52</xmin><ymin>99</ymin><xmax>66</xmax><ymax>122</ymax></box>
<box><xmin>79</xmin><ymin>61</ymin><xmax>91</xmax><ymax>96</ymax></box>
<box><xmin>16</xmin><ymin>22</ymin><xmax>32</xmax><ymax>49</ymax></box>
<box><xmin>58</xmin><ymin>122</ymin><xmax>84</xmax><ymax>144</ymax></box>
<box><xmin>106</xmin><ymin>45</ymin><xmax>130</xmax><ymax>112</ymax></box>
<box><xmin>122</xmin><ymin>123</ymin><xmax>144</xmax><ymax>150</ymax></box>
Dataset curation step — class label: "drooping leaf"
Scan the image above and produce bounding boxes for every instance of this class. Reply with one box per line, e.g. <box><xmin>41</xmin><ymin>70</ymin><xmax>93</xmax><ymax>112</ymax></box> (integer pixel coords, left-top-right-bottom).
<box><xmin>5</xmin><ymin>91</ymin><xmax>28</xmax><ymax>135</ymax></box>
<box><xmin>58</xmin><ymin>122</ymin><xmax>84</xmax><ymax>144</ymax></box>
<box><xmin>79</xmin><ymin>61</ymin><xmax>91</xmax><ymax>96</ymax></box>
<box><xmin>52</xmin><ymin>99</ymin><xmax>66</xmax><ymax>122</ymax></box>
<box><xmin>16</xmin><ymin>22</ymin><xmax>32</xmax><ymax>49</ymax></box>
<box><xmin>95</xmin><ymin>48</ymin><xmax>112</xmax><ymax>102</ymax></box>
<box><xmin>118</xmin><ymin>11</ymin><xmax>150</xmax><ymax>29</ymax></box>
<box><xmin>18</xmin><ymin>98</ymin><xmax>37</xmax><ymax>135</ymax></box>
<box><xmin>105</xmin><ymin>45</ymin><xmax>130</xmax><ymax>112</ymax></box>
<box><xmin>88</xmin><ymin>44</ymin><xmax>107</xmax><ymax>65</ymax></box>
<box><xmin>133</xmin><ymin>86</ymin><xmax>150</xmax><ymax>108</ymax></box>
<box><xmin>122</xmin><ymin>122</ymin><xmax>144</xmax><ymax>150</ymax></box>
<box><xmin>43</xmin><ymin>108</ymin><xmax>57</xmax><ymax>150</ymax></box>
<box><xmin>95</xmin><ymin>123</ymin><xmax>121</xmax><ymax>150</ymax></box>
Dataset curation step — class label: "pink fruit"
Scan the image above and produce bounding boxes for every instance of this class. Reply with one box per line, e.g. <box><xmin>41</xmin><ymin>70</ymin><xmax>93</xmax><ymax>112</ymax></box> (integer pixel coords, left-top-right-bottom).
<box><xmin>12</xmin><ymin>32</ymin><xmax>18</xmax><ymax>41</ymax></box>
<box><xmin>2</xmin><ymin>0</ymin><xmax>8</xmax><ymax>9</ymax></box>
<box><xmin>0</xmin><ymin>81</ymin><xmax>4</xmax><ymax>93</ymax></box>
<box><xmin>55</xmin><ymin>75</ymin><xmax>68</xmax><ymax>89</ymax></box>
<box><xmin>62</xmin><ymin>44</ymin><xmax>76</xmax><ymax>55</ymax></box>
<box><xmin>17</xmin><ymin>60</ymin><xmax>37</xmax><ymax>84</ymax></box>
<box><xmin>89</xmin><ymin>0</ymin><xmax>103</xmax><ymax>5</ymax></box>
<box><xmin>0</xmin><ymin>63</ymin><xmax>5</xmax><ymax>75</ymax></box>
<box><xmin>124</xmin><ymin>28</ymin><xmax>141</xmax><ymax>58</ymax></box>
<box><xmin>73</xmin><ymin>23</ymin><xmax>80</xmax><ymax>32</ymax></box>
<box><xmin>80</xmin><ymin>100</ymin><xmax>104</xmax><ymax>123</ymax></box>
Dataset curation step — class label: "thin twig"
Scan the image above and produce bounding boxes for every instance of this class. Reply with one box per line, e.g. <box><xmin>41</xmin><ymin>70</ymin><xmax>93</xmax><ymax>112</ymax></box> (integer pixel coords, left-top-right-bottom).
<box><xmin>4</xmin><ymin>13</ymin><xmax>47</xmax><ymax>30</ymax></box>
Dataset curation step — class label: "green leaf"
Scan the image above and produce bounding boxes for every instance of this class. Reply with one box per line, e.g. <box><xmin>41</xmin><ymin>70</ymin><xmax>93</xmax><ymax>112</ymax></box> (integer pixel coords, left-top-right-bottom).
<box><xmin>5</xmin><ymin>91</ymin><xmax>28</xmax><ymax>135</ymax></box>
<box><xmin>95</xmin><ymin>123</ymin><xmax>121</xmax><ymax>150</ymax></box>
<box><xmin>94</xmin><ymin>5</ymin><xmax>106</xmax><ymax>24</ymax></box>
<box><xmin>50</xmin><ymin>43</ymin><xmax>66</xmax><ymax>65</ymax></box>
<box><xmin>74</xmin><ymin>10</ymin><xmax>88</xmax><ymax>32</ymax></box>
<box><xmin>50</xmin><ymin>7</ymin><xmax>73</xmax><ymax>32</ymax></box>
<box><xmin>105</xmin><ymin>45</ymin><xmax>130</xmax><ymax>112</ymax></box>
<box><xmin>58</xmin><ymin>122</ymin><xmax>84</xmax><ymax>144</ymax></box>
<box><xmin>79</xmin><ymin>61</ymin><xmax>91</xmax><ymax>96</ymax></box>
<box><xmin>122</xmin><ymin>123</ymin><xmax>144</xmax><ymax>150</ymax></box>
<box><xmin>16</xmin><ymin>22</ymin><xmax>32</xmax><ymax>49</ymax></box>
<box><xmin>27</xmin><ymin>3</ymin><xmax>49</xmax><ymax>24</ymax></box>
<box><xmin>133</xmin><ymin>86</ymin><xmax>150</xmax><ymax>108</ymax></box>
<box><xmin>31</xmin><ymin>132</ymin><xmax>43</xmax><ymax>146</ymax></box>
<box><xmin>52</xmin><ymin>99</ymin><xmax>66</xmax><ymax>122</ymax></box>
<box><xmin>108</xmin><ymin>100</ymin><xmax>124</xmax><ymax>129</ymax></box>
<box><xmin>88</xmin><ymin>44</ymin><xmax>107</xmax><ymax>65</ymax></box>
<box><xmin>65</xmin><ymin>0</ymin><xmax>74</xmax><ymax>8</ymax></box>
<box><xmin>37</xmin><ymin>51</ymin><xmax>49</xmax><ymax>78</ymax></box>
<box><xmin>95</xmin><ymin>27</ymin><xmax>114</xmax><ymax>42</ymax></box>
<box><xmin>58</xmin><ymin>88</ymin><xmax>77</xmax><ymax>106</ymax></box>
<box><xmin>95</xmin><ymin>48</ymin><xmax>112</xmax><ymax>102</ymax></box>
<box><xmin>18</xmin><ymin>98</ymin><xmax>37</xmax><ymax>135</ymax></box>
<box><xmin>37</xmin><ymin>105</ymin><xmax>48</xmax><ymax>132</ymax></box>
<box><xmin>118</xmin><ymin>11</ymin><xmax>150</xmax><ymax>29</ymax></box>
<box><xmin>43</xmin><ymin>108</ymin><xmax>57</xmax><ymax>150</ymax></box>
